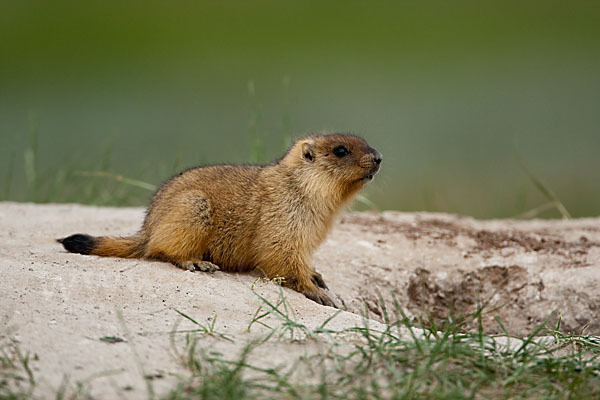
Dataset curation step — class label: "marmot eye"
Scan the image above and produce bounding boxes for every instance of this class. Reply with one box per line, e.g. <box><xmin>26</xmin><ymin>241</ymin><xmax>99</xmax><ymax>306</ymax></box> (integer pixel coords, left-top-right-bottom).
<box><xmin>333</xmin><ymin>146</ymin><xmax>349</xmax><ymax>157</ymax></box>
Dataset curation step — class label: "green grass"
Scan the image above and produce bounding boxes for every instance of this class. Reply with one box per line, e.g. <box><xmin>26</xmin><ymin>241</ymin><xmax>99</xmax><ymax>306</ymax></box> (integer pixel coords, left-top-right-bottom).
<box><xmin>0</xmin><ymin>335</ymin><xmax>36</xmax><ymax>400</ymax></box>
<box><xmin>0</xmin><ymin>115</ymin><xmax>384</xmax><ymax>212</ymax></box>
<box><xmin>1</xmin><ymin>122</ymin><xmax>573</xmax><ymax>217</ymax></box>
<box><xmin>0</xmin><ymin>90</ymin><xmax>580</xmax><ymax>217</ymax></box>
<box><xmin>1</xmin><ymin>118</ymin><xmax>156</xmax><ymax>206</ymax></box>
<box><xmin>163</xmin><ymin>290</ymin><xmax>600</xmax><ymax>400</ymax></box>
<box><xmin>3</xmin><ymin>0</ymin><xmax>600</xmax><ymax>217</ymax></box>
<box><xmin>2</xmin><ymin>291</ymin><xmax>599</xmax><ymax>399</ymax></box>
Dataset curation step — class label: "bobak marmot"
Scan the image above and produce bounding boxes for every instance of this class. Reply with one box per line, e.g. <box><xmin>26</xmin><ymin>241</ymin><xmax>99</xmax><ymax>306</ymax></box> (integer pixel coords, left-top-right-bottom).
<box><xmin>58</xmin><ymin>134</ymin><xmax>382</xmax><ymax>307</ymax></box>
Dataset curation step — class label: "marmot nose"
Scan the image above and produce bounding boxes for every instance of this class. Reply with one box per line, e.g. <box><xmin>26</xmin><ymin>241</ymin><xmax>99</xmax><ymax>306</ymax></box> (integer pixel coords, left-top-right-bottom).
<box><xmin>372</xmin><ymin>151</ymin><xmax>382</xmax><ymax>165</ymax></box>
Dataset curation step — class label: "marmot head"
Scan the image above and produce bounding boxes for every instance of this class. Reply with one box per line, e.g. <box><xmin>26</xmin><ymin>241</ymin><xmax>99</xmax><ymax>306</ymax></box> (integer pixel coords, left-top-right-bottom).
<box><xmin>284</xmin><ymin>133</ymin><xmax>382</xmax><ymax>201</ymax></box>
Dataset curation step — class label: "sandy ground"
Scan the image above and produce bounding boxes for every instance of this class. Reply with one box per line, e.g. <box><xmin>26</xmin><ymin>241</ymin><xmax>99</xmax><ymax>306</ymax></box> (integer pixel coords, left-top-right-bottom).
<box><xmin>1</xmin><ymin>202</ymin><xmax>599</xmax><ymax>398</ymax></box>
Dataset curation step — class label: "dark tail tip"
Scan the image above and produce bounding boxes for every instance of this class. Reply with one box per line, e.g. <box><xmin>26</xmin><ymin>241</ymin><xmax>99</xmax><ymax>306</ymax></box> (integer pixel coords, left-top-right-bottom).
<box><xmin>57</xmin><ymin>234</ymin><xmax>97</xmax><ymax>255</ymax></box>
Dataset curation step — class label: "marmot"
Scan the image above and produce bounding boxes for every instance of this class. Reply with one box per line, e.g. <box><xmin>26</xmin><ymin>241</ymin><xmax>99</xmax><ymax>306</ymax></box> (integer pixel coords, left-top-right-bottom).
<box><xmin>58</xmin><ymin>133</ymin><xmax>382</xmax><ymax>307</ymax></box>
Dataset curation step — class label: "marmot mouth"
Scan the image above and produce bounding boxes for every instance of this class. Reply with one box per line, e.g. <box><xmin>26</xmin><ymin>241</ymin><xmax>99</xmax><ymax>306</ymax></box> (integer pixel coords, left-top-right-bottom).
<box><xmin>357</xmin><ymin>173</ymin><xmax>375</xmax><ymax>183</ymax></box>
<box><xmin>354</xmin><ymin>167</ymin><xmax>379</xmax><ymax>184</ymax></box>
<box><xmin>363</xmin><ymin>165</ymin><xmax>380</xmax><ymax>181</ymax></box>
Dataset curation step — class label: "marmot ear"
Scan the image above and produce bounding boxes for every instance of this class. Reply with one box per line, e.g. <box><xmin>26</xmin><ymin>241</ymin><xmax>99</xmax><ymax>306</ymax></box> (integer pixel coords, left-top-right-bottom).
<box><xmin>301</xmin><ymin>140</ymin><xmax>315</xmax><ymax>162</ymax></box>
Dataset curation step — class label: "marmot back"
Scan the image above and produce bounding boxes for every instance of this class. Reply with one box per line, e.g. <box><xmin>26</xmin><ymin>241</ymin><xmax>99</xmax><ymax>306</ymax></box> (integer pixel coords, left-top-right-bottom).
<box><xmin>58</xmin><ymin>133</ymin><xmax>382</xmax><ymax>307</ymax></box>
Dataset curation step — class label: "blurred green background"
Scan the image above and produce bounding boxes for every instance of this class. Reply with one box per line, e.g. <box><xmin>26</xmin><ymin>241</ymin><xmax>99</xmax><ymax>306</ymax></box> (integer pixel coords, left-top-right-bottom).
<box><xmin>1</xmin><ymin>0</ymin><xmax>599</xmax><ymax>218</ymax></box>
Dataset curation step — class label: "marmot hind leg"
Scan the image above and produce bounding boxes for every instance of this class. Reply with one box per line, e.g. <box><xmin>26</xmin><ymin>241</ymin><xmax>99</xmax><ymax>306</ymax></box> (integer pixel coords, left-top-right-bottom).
<box><xmin>146</xmin><ymin>248</ymin><xmax>220</xmax><ymax>273</ymax></box>
<box><xmin>179</xmin><ymin>259</ymin><xmax>220</xmax><ymax>273</ymax></box>
<box><xmin>144</xmin><ymin>235</ymin><xmax>218</xmax><ymax>273</ymax></box>
<box><xmin>143</xmin><ymin>224</ymin><xmax>215</xmax><ymax>272</ymax></box>
<box><xmin>143</xmin><ymin>191</ymin><xmax>218</xmax><ymax>271</ymax></box>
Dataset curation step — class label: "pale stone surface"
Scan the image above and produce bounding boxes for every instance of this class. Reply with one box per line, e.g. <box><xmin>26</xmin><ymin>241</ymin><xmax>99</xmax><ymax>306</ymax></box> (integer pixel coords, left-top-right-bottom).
<box><xmin>1</xmin><ymin>202</ymin><xmax>599</xmax><ymax>397</ymax></box>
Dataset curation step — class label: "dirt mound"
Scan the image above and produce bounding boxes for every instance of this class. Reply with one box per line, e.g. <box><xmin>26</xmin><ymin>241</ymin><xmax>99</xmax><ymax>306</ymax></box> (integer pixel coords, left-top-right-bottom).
<box><xmin>1</xmin><ymin>203</ymin><xmax>599</xmax><ymax>397</ymax></box>
<box><xmin>324</xmin><ymin>212</ymin><xmax>600</xmax><ymax>333</ymax></box>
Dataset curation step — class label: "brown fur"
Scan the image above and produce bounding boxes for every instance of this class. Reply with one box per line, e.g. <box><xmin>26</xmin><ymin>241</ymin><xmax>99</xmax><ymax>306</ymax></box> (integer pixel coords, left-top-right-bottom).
<box><xmin>59</xmin><ymin>134</ymin><xmax>382</xmax><ymax>307</ymax></box>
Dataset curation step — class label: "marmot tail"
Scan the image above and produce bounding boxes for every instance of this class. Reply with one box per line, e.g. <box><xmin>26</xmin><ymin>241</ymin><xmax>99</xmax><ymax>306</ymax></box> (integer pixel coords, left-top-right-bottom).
<box><xmin>57</xmin><ymin>234</ymin><xmax>142</xmax><ymax>258</ymax></box>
